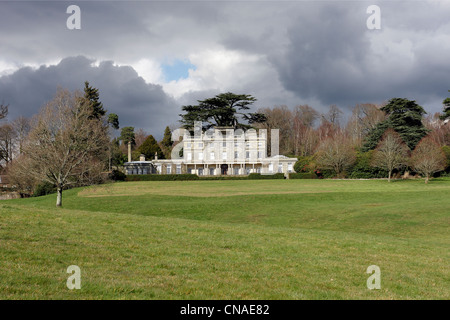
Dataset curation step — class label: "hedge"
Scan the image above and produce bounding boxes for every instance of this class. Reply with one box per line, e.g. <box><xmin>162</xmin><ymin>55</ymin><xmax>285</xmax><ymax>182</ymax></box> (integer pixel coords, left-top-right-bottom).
<box><xmin>289</xmin><ymin>172</ymin><xmax>317</xmax><ymax>179</ymax></box>
<box><xmin>126</xmin><ymin>174</ymin><xmax>200</xmax><ymax>181</ymax></box>
<box><xmin>125</xmin><ymin>173</ymin><xmax>286</xmax><ymax>181</ymax></box>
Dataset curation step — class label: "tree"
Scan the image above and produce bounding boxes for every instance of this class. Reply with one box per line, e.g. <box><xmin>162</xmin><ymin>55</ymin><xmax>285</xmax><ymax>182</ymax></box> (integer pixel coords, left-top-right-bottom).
<box><xmin>362</xmin><ymin>98</ymin><xmax>429</xmax><ymax>151</ymax></box>
<box><xmin>83</xmin><ymin>81</ymin><xmax>106</xmax><ymax>120</ymax></box>
<box><xmin>11</xmin><ymin>88</ymin><xmax>109</xmax><ymax>206</ymax></box>
<box><xmin>160</xmin><ymin>126</ymin><xmax>173</xmax><ymax>159</ymax></box>
<box><xmin>179</xmin><ymin>92</ymin><xmax>267</xmax><ymax>130</ymax></box>
<box><xmin>316</xmin><ymin>135</ymin><xmax>356</xmax><ymax>177</ymax></box>
<box><xmin>346</xmin><ymin>103</ymin><xmax>385</xmax><ymax>146</ymax></box>
<box><xmin>439</xmin><ymin>90</ymin><xmax>450</xmax><ymax>121</ymax></box>
<box><xmin>107</xmin><ymin>113</ymin><xmax>119</xmax><ymax>130</ymax></box>
<box><xmin>12</xmin><ymin>116</ymin><xmax>30</xmax><ymax>155</ymax></box>
<box><xmin>120</xmin><ymin>126</ymin><xmax>135</xmax><ymax>145</ymax></box>
<box><xmin>137</xmin><ymin>135</ymin><xmax>163</xmax><ymax>160</ymax></box>
<box><xmin>0</xmin><ymin>123</ymin><xmax>15</xmax><ymax>165</ymax></box>
<box><xmin>0</xmin><ymin>103</ymin><xmax>7</xmax><ymax>120</ymax></box>
<box><xmin>324</xmin><ymin>105</ymin><xmax>343</xmax><ymax>127</ymax></box>
<box><xmin>371</xmin><ymin>129</ymin><xmax>409</xmax><ymax>182</ymax></box>
<box><xmin>411</xmin><ymin>136</ymin><xmax>447</xmax><ymax>184</ymax></box>
<box><xmin>257</xmin><ymin>105</ymin><xmax>294</xmax><ymax>155</ymax></box>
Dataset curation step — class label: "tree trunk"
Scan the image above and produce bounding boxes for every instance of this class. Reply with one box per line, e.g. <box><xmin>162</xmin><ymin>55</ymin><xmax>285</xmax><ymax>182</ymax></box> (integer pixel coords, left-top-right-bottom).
<box><xmin>56</xmin><ymin>186</ymin><xmax>63</xmax><ymax>207</ymax></box>
<box><xmin>388</xmin><ymin>170</ymin><xmax>392</xmax><ymax>182</ymax></box>
<box><xmin>425</xmin><ymin>175</ymin><xmax>429</xmax><ymax>184</ymax></box>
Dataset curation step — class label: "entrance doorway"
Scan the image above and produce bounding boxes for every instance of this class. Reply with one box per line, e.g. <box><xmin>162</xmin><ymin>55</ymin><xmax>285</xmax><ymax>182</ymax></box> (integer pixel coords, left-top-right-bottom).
<box><xmin>221</xmin><ymin>164</ymin><xmax>228</xmax><ymax>175</ymax></box>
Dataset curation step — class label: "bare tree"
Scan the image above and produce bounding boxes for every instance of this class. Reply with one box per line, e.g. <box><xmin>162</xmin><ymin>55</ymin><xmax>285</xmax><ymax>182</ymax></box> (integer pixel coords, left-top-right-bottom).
<box><xmin>371</xmin><ymin>129</ymin><xmax>409</xmax><ymax>182</ymax></box>
<box><xmin>293</xmin><ymin>105</ymin><xmax>319</xmax><ymax>156</ymax></box>
<box><xmin>0</xmin><ymin>123</ymin><xmax>16</xmax><ymax>165</ymax></box>
<box><xmin>316</xmin><ymin>134</ymin><xmax>356</xmax><ymax>177</ymax></box>
<box><xmin>12</xmin><ymin>116</ymin><xmax>30</xmax><ymax>155</ymax></box>
<box><xmin>346</xmin><ymin>103</ymin><xmax>385</xmax><ymax>145</ymax></box>
<box><xmin>12</xmin><ymin>88</ymin><xmax>109</xmax><ymax>206</ymax></box>
<box><xmin>323</xmin><ymin>105</ymin><xmax>343</xmax><ymax>128</ymax></box>
<box><xmin>0</xmin><ymin>103</ymin><xmax>7</xmax><ymax>120</ymax></box>
<box><xmin>411</xmin><ymin>136</ymin><xmax>447</xmax><ymax>184</ymax></box>
<box><xmin>256</xmin><ymin>105</ymin><xmax>294</xmax><ymax>155</ymax></box>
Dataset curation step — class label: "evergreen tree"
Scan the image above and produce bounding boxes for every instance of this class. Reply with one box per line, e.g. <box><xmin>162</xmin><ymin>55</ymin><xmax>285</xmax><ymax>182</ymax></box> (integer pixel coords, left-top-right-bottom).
<box><xmin>362</xmin><ymin>98</ymin><xmax>429</xmax><ymax>151</ymax></box>
<box><xmin>160</xmin><ymin>126</ymin><xmax>173</xmax><ymax>159</ymax></box>
<box><xmin>120</xmin><ymin>126</ymin><xmax>135</xmax><ymax>145</ymax></box>
<box><xmin>107</xmin><ymin>113</ymin><xmax>119</xmax><ymax>130</ymax></box>
<box><xmin>138</xmin><ymin>135</ymin><xmax>164</xmax><ymax>160</ymax></box>
<box><xmin>83</xmin><ymin>81</ymin><xmax>106</xmax><ymax>120</ymax></box>
<box><xmin>179</xmin><ymin>92</ymin><xmax>267</xmax><ymax>130</ymax></box>
<box><xmin>440</xmin><ymin>90</ymin><xmax>450</xmax><ymax>121</ymax></box>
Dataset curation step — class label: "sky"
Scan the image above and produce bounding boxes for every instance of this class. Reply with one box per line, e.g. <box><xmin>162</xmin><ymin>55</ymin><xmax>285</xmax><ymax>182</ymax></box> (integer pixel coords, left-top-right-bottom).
<box><xmin>0</xmin><ymin>0</ymin><xmax>449</xmax><ymax>139</ymax></box>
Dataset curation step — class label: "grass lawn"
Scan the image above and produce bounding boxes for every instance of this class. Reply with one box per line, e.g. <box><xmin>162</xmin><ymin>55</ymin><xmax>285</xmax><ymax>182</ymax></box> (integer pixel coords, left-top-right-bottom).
<box><xmin>0</xmin><ymin>178</ymin><xmax>449</xmax><ymax>299</ymax></box>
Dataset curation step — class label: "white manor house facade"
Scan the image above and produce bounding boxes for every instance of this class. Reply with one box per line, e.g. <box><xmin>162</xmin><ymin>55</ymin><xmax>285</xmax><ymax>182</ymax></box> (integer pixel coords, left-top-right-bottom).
<box><xmin>124</xmin><ymin>126</ymin><xmax>297</xmax><ymax>177</ymax></box>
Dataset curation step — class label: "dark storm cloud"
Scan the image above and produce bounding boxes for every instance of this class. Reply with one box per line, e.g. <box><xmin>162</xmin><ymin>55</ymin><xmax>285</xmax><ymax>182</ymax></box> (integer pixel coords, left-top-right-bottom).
<box><xmin>0</xmin><ymin>56</ymin><xmax>179</xmax><ymax>138</ymax></box>
<box><xmin>1</xmin><ymin>0</ymin><xmax>449</xmax><ymax>123</ymax></box>
<box><xmin>264</xmin><ymin>2</ymin><xmax>450</xmax><ymax>112</ymax></box>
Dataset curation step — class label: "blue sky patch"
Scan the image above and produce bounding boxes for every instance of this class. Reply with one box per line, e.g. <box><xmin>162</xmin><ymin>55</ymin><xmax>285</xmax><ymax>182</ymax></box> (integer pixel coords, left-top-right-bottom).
<box><xmin>161</xmin><ymin>59</ymin><xmax>196</xmax><ymax>82</ymax></box>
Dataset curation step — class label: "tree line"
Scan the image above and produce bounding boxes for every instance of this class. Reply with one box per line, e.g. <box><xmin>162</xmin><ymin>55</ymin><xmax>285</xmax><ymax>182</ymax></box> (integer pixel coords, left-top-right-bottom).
<box><xmin>1</xmin><ymin>88</ymin><xmax>449</xmax><ymax>206</ymax></box>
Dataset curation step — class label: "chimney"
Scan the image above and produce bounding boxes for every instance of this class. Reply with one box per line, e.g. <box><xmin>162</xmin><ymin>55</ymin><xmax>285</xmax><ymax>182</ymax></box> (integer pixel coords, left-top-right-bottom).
<box><xmin>140</xmin><ymin>154</ymin><xmax>145</xmax><ymax>162</ymax></box>
<box><xmin>128</xmin><ymin>141</ymin><xmax>132</xmax><ymax>162</ymax></box>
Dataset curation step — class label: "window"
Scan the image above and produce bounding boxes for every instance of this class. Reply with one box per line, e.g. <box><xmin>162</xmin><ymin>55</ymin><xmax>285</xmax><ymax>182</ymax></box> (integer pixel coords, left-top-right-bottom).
<box><xmin>258</xmin><ymin>151</ymin><xmax>262</xmax><ymax>158</ymax></box>
<box><xmin>186</xmin><ymin>143</ymin><xmax>191</xmax><ymax>148</ymax></box>
<box><xmin>198</xmin><ymin>168</ymin><xmax>203</xmax><ymax>176</ymax></box>
<box><xmin>234</xmin><ymin>167</ymin><xmax>239</xmax><ymax>175</ymax></box>
<box><xmin>210</xmin><ymin>152</ymin><xmax>215</xmax><ymax>160</ymax></box>
<box><xmin>223</xmin><ymin>141</ymin><xmax>227</xmax><ymax>147</ymax></box>
<box><xmin>198</xmin><ymin>143</ymin><xmax>203</xmax><ymax>148</ymax></box>
<box><xmin>246</xmin><ymin>151</ymin><xmax>250</xmax><ymax>159</ymax></box>
<box><xmin>288</xmin><ymin>163</ymin><xmax>293</xmax><ymax>173</ymax></box>
<box><xmin>166</xmin><ymin>165</ymin><xmax>172</xmax><ymax>174</ymax></box>
<box><xmin>278</xmin><ymin>164</ymin><xmax>283</xmax><ymax>173</ymax></box>
<box><xmin>258</xmin><ymin>142</ymin><xmax>263</xmax><ymax>147</ymax></box>
<box><xmin>234</xmin><ymin>151</ymin><xmax>239</xmax><ymax>159</ymax></box>
<box><xmin>176</xmin><ymin>165</ymin><xmax>181</xmax><ymax>174</ymax></box>
<box><xmin>268</xmin><ymin>163</ymin><xmax>273</xmax><ymax>173</ymax></box>
<box><xmin>187</xmin><ymin>168</ymin><xmax>192</xmax><ymax>174</ymax></box>
<box><xmin>246</xmin><ymin>167</ymin><xmax>251</xmax><ymax>175</ymax></box>
<box><xmin>222</xmin><ymin>152</ymin><xmax>227</xmax><ymax>160</ymax></box>
<box><xmin>187</xmin><ymin>152</ymin><xmax>192</xmax><ymax>161</ymax></box>
<box><xmin>198</xmin><ymin>152</ymin><xmax>204</xmax><ymax>160</ymax></box>
<box><xmin>209</xmin><ymin>168</ymin><xmax>215</xmax><ymax>175</ymax></box>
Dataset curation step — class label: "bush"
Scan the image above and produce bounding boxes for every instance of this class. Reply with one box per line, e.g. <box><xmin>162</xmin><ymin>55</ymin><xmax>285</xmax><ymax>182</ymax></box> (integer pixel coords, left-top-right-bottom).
<box><xmin>348</xmin><ymin>151</ymin><xmax>389</xmax><ymax>179</ymax></box>
<box><xmin>109</xmin><ymin>169</ymin><xmax>126</xmax><ymax>181</ymax></box>
<box><xmin>294</xmin><ymin>156</ymin><xmax>314</xmax><ymax>173</ymax></box>
<box><xmin>247</xmin><ymin>173</ymin><xmax>285</xmax><ymax>179</ymax></box>
<box><xmin>33</xmin><ymin>182</ymin><xmax>56</xmax><ymax>197</ymax></box>
<box><xmin>289</xmin><ymin>172</ymin><xmax>317</xmax><ymax>179</ymax></box>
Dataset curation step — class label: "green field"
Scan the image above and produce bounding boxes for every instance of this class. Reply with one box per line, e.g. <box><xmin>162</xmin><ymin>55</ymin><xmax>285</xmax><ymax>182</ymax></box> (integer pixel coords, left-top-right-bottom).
<box><xmin>0</xmin><ymin>179</ymin><xmax>449</xmax><ymax>299</ymax></box>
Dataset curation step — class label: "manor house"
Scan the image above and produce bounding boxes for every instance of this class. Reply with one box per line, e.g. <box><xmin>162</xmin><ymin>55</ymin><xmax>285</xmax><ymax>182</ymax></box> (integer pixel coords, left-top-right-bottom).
<box><xmin>124</xmin><ymin>127</ymin><xmax>297</xmax><ymax>177</ymax></box>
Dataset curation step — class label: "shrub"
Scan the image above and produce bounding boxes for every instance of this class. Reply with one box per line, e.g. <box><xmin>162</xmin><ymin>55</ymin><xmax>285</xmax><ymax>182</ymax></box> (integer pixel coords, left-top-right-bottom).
<box><xmin>126</xmin><ymin>174</ymin><xmax>200</xmax><ymax>181</ymax></box>
<box><xmin>349</xmin><ymin>151</ymin><xmax>389</xmax><ymax>179</ymax></box>
<box><xmin>294</xmin><ymin>156</ymin><xmax>315</xmax><ymax>173</ymax></box>
<box><xmin>109</xmin><ymin>169</ymin><xmax>126</xmax><ymax>181</ymax></box>
<box><xmin>247</xmin><ymin>173</ymin><xmax>285</xmax><ymax>179</ymax></box>
<box><xmin>33</xmin><ymin>182</ymin><xmax>56</xmax><ymax>197</ymax></box>
<box><xmin>289</xmin><ymin>172</ymin><xmax>317</xmax><ymax>179</ymax></box>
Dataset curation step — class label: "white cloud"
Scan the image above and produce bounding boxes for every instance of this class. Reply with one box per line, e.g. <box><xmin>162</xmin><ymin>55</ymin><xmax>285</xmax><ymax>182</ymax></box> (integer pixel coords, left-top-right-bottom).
<box><xmin>127</xmin><ymin>58</ymin><xmax>165</xmax><ymax>85</ymax></box>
